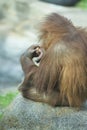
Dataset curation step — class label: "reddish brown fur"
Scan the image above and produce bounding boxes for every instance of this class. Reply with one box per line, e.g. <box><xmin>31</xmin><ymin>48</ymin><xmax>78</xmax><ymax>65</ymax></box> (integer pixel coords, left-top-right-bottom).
<box><xmin>19</xmin><ymin>13</ymin><xmax>87</xmax><ymax>107</ymax></box>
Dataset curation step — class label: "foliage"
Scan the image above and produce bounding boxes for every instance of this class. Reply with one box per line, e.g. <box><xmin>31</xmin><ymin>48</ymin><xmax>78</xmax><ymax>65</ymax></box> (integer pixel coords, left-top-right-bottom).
<box><xmin>0</xmin><ymin>92</ymin><xmax>18</xmax><ymax>119</ymax></box>
<box><xmin>0</xmin><ymin>92</ymin><xmax>18</xmax><ymax>108</ymax></box>
<box><xmin>76</xmin><ymin>0</ymin><xmax>87</xmax><ymax>9</ymax></box>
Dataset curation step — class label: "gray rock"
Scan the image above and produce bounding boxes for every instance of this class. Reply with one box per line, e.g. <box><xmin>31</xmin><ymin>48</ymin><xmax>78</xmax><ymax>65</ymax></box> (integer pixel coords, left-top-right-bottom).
<box><xmin>0</xmin><ymin>94</ymin><xmax>87</xmax><ymax>130</ymax></box>
<box><xmin>29</xmin><ymin>1</ymin><xmax>87</xmax><ymax>27</ymax></box>
<box><xmin>0</xmin><ymin>28</ymin><xmax>38</xmax><ymax>88</ymax></box>
<box><xmin>0</xmin><ymin>0</ymin><xmax>31</xmax><ymax>22</ymax></box>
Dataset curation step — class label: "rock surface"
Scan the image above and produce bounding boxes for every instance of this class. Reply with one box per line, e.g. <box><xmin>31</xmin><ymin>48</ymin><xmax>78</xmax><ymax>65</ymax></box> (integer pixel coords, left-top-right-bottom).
<box><xmin>0</xmin><ymin>94</ymin><xmax>87</xmax><ymax>130</ymax></box>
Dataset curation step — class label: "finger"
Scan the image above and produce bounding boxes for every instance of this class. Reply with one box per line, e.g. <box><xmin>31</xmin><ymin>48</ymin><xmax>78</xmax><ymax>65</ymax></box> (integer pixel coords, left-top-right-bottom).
<box><xmin>34</xmin><ymin>49</ymin><xmax>43</xmax><ymax>62</ymax></box>
<box><xmin>27</xmin><ymin>45</ymin><xmax>40</xmax><ymax>50</ymax></box>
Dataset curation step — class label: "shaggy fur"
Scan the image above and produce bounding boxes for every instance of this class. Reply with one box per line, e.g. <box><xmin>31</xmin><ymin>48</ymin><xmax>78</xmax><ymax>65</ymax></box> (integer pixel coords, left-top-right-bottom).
<box><xmin>19</xmin><ymin>13</ymin><xmax>87</xmax><ymax>107</ymax></box>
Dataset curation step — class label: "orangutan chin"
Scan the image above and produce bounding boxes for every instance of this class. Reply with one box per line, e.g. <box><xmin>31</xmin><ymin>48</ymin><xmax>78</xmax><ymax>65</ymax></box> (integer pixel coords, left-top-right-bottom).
<box><xmin>19</xmin><ymin>13</ymin><xmax>87</xmax><ymax>108</ymax></box>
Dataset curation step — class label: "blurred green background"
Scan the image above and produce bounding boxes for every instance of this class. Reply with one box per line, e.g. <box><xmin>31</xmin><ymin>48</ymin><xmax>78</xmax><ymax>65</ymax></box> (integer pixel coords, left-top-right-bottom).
<box><xmin>77</xmin><ymin>0</ymin><xmax>87</xmax><ymax>9</ymax></box>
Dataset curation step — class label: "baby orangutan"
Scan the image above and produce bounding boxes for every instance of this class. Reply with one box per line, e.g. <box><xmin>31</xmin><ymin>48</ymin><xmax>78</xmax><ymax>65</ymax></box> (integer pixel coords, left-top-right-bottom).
<box><xmin>19</xmin><ymin>13</ymin><xmax>87</xmax><ymax>108</ymax></box>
